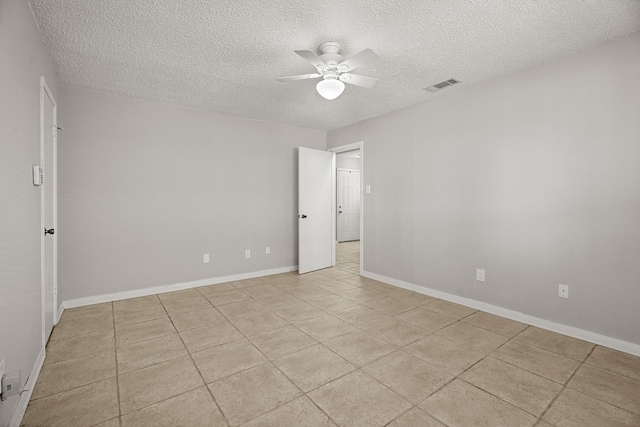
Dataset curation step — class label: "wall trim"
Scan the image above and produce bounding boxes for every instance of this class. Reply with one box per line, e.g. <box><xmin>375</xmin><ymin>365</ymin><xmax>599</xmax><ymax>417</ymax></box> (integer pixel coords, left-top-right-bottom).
<box><xmin>63</xmin><ymin>266</ymin><xmax>298</xmax><ymax>309</ymax></box>
<box><xmin>8</xmin><ymin>346</ymin><xmax>45</xmax><ymax>427</ymax></box>
<box><xmin>362</xmin><ymin>270</ymin><xmax>640</xmax><ymax>357</ymax></box>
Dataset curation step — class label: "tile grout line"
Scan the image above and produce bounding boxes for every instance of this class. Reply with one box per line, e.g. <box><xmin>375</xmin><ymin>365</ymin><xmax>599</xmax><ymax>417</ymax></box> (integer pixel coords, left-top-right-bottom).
<box><xmin>110</xmin><ymin>302</ymin><xmax>123</xmax><ymax>427</ymax></box>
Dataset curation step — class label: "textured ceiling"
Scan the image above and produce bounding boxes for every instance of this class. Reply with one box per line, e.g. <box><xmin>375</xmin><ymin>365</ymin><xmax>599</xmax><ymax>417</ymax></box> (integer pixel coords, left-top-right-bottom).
<box><xmin>30</xmin><ymin>0</ymin><xmax>640</xmax><ymax>131</ymax></box>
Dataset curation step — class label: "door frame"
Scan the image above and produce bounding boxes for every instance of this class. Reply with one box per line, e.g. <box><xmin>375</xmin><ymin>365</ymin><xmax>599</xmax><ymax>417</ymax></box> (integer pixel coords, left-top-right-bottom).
<box><xmin>40</xmin><ymin>76</ymin><xmax>58</xmax><ymax>345</ymax></box>
<box><xmin>328</xmin><ymin>141</ymin><xmax>363</xmax><ymax>274</ymax></box>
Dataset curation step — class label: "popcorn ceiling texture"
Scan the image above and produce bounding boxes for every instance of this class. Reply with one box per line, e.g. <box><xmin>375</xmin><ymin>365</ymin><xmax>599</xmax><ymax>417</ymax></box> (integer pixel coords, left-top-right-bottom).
<box><xmin>29</xmin><ymin>0</ymin><xmax>640</xmax><ymax>131</ymax></box>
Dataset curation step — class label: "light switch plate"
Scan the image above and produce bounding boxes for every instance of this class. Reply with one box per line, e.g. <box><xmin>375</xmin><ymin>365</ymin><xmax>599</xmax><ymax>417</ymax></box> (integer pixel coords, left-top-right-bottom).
<box><xmin>559</xmin><ymin>284</ymin><xmax>569</xmax><ymax>298</ymax></box>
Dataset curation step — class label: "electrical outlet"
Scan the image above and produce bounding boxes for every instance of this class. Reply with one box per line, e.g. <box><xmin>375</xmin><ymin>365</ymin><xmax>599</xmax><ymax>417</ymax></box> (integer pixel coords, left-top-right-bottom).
<box><xmin>265</xmin><ymin>247</ymin><xmax>270</xmax><ymax>254</ymax></box>
<box><xmin>476</xmin><ymin>269</ymin><xmax>485</xmax><ymax>282</ymax></box>
<box><xmin>1</xmin><ymin>370</ymin><xmax>21</xmax><ymax>401</ymax></box>
<box><xmin>203</xmin><ymin>253</ymin><xmax>209</xmax><ymax>264</ymax></box>
<box><xmin>245</xmin><ymin>249</ymin><xmax>251</xmax><ymax>259</ymax></box>
<box><xmin>559</xmin><ymin>284</ymin><xmax>569</xmax><ymax>298</ymax></box>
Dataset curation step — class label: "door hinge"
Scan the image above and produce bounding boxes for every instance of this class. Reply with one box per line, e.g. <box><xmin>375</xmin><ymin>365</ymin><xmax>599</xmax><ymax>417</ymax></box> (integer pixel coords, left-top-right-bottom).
<box><xmin>54</xmin><ymin>283</ymin><xmax>57</xmax><ymax>295</ymax></box>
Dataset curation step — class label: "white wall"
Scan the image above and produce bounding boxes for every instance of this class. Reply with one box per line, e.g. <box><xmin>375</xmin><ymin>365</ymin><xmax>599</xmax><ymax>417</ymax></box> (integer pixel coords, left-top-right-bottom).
<box><xmin>0</xmin><ymin>1</ymin><xmax>60</xmax><ymax>424</ymax></box>
<box><xmin>327</xmin><ymin>33</ymin><xmax>640</xmax><ymax>345</ymax></box>
<box><xmin>58</xmin><ymin>87</ymin><xmax>326</xmax><ymax>302</ymax></box>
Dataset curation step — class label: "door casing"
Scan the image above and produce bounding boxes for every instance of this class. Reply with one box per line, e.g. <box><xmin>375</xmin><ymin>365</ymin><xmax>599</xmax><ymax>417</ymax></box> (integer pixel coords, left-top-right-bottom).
<box><xmin>328</xmin><ymin>142</ymin><xmax>364</xmax><ymax>275</ymax></box>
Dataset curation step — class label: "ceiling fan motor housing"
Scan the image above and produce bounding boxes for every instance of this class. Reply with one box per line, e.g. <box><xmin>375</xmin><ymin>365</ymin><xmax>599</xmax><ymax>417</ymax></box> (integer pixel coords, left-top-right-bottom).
<box><xmin>318</xmin><ymin>41</ymin><xmax>344</xmax><ymax>68</ymax></box>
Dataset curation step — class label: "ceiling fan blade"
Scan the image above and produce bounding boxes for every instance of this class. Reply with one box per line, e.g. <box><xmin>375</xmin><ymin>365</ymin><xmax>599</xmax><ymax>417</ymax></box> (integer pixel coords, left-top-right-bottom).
<box><xmin>277</xmin><ymin>73</ymin><xmax>322</xmax><ymax>82</ymax></box>
<box><xmin>339</xmin><ymin>73</ymin><xmax>378</xmax><ymax>89</ymax></box>
<box><xmin>295</xmin><ymin>50</ymin><xmax>327</xmax><ymax>70</ymax></box>
<box><xmin>337</xmin><ymin>49</ymin><xmax>379</xmax><ymax>72</ymax></box>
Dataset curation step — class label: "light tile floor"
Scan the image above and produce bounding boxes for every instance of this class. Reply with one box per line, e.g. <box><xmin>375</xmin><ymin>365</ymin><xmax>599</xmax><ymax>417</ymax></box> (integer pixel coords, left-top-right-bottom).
<box><xmin>22</xmin><ymin>241</ymin><xmax>640</xmax><ymax>426</ymax></box>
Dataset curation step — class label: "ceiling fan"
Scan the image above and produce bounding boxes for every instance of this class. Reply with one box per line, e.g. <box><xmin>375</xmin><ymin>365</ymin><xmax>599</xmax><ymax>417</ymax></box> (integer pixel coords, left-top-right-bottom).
<box><xmin>278</xmin><ymin>42</ymin><xmax>379</xmax><ymax>100</ymax></box>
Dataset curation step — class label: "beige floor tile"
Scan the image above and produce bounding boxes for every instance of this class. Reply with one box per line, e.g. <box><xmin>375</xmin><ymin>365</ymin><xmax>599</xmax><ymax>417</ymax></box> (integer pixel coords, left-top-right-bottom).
<box><xmin>492</xmin><ymin>340</ymin><xmax>581</xmax><ymax>384</ymax></box>
<box><xmin>308</xmin><ymin>370</ymin><xmax>411</xmax><ymax>427</ymax></box>
<box><xmin>350</xmin><ymin>310</ymin><xmax>394</xmax><ymax>329</ymax></box>
<box><xmin>229</xmin><ymin>310</ymin><xmax>289</xmax><ymax>336</ymax></box>
<box><xmin>515</xmin><ymin>327</ymin><xmax>595</xmax><ymax>360</ymax></box>
<box><xmin>32</xmin><ymin>351</ymin><xmax>116</xmax><ymax>400</ymax></box>
<box><xmin>362</xmin><ymin>282</ymin><xmax>404</xmax><ymax>297</ymax></box>
<box><xmin>59</xmin><ymin>303</ymin><xmax>113</xmax><ymax>322</ymax></box>
<box><xmin>585</xmin><ymin>346</ymin><xmax>640</xmax><ymax>381</ymax></box>
<box><xmin>420</xmin><ymin>379</ymin><xmax>536</xmax><ymax>427</ymax></box>
<box><xmin>203</xmin><ymin>288</ymin><xmax>250</xmax><ymax>306</ymax></box>
<box><xmin>462</xmin><ymin>311</ymin><xmax>528</xmax><ymax>337</ymax></box>
<box><xmin>543</xmin><ymin>388</ymin><xmax>640</xmax><ymax>427</ymax></box>
<box><xmin>424</xmin><ymin>300</ymin><xmax>476</xmax><ymax>319</ymax></box>
<box><xmin>192</xmin><ymin>338</ymin><xmax>267</xmax><ymax>382</ymax></box>
<box><xmin>534</xmin><ymin>421</ymin><xmax>554</xmax><ymax>427</ymax></box>
<box><xmin>330</xmin><ymin>304</ymin><xmax>377</xmax><ymax>322</ymax></box>
<box><xmin>567</xmin><ymin>364</ymin><xmax>640</xmax><ymax>415</ymax></box>
<box><xmin>435</xmin><ymin>321</ymin><xmax>509</xmax><ymax>353</ymax></box>
<box><xmin>116</xmin><ymin>317</ymin><xmax>177</xmax><ymax>347</ymax></box>
<box><xmin>360</xmin><ymin>317</ymin><xmax>426</xmax><ymax>346</ymax></box>
<box><xmin>216</xmin><ymin>299</ymin><xmax>267</xmax><ymax>319</ymax></box>
<box><xmin>315</xmin><ymin>280</ymin><xmax>358</xmax><ymax>293</ymax></box>
<box><xmin>157</xmin><ymin>288</ymin><xmax>201</xmax><ymax>302</ymax></box>
<box><xmin>209</xmin><ymin>363</ymin><xmax>301</xmax><ymax>426</ymax></box>
<box><xmin>45</xmin><ymin>329</ymin><xmax>114</xmax><ymax>364</ymax></box>
<box><xmin>50</xmin><ymin>312</ymin><xmax>114</xmax><ymax>341</ymax></box>
<box><xmin>391</xmin><ymin>291</ymin><xmax>438</xmax><ymax>306</ymax></box>
<box><xmin>22</xmin><ymin>378</ymin><xmax>119</xmax><ymax>427</ymax></box>
<box><xmin>395</xmin><ymin>307</ymin><xmax>456</xmax><ymax>332</ymax></box>
<box><xmin>121</xmin><ymin>386</ymin><xmax>226</xmax><ymax>427</ymax></box>
<box><xmin>287</xmin><ymin>285</ymin><xmax>332</xmax><ymax>301</ymax></box>
<box><xmin>179</xmin><ymin>321</ymin><xmax>244</xmax><ymax>353</ymax></box>
<box><xmin>256</xmin><ymin>292</ymin><xmax>302</xmax><ymax>310</ymax></box>
<box><xmin>338</xmin><ymin>287</ymin><xmax>385</xmax><ymax>303</ymax></box>
<box><xmin>230</xmin><ymin>277</ymin><xmax>268</xmax><ymax>288</ymax></box>
<box><xmin>117</xmin><ymin>333</ymin><xmax>187</xmax><ymax>374</ymax></box>
<box><xmin>248</xmin><ymin>325</ymin><xmax>317</xmax><ymax>359</ymax></box>
<box><xmin>241</xmin><ymin>396</ymin><xmax>336</xmax><ymax>427</ymax></box>
<box><xmin>113</xmin><ymin>295</ymin><xmax>161</xmax><ymax>312</ymax></box>
<box><xmin>320</xmin><ymin>268</ymin><xmax>354</xmax><ymax>280</ymax></box>
<box><xmin>261</xmin><ymin>273</ymin><xmax>303</xmax><ymax>286</ymax></box>
<box><xmin>169</xmin><ymin>307</ymin><xmax>226</xmax><ymax>331</ymax></box>
<box><xmin>272</xmin><ymin>301</ymin><xmax>326</xmax><ymax>322</ymax></box>
<box><xmin>196</xmin><ymin>282</ymin><xmax>235</xmax><ymax>295</ymax></box>
<box><xmin>94</xmin><ymin>418</ymin><xmax>121</xmax><ymax>427</ymax></box>
<box><xmin>293</xmin><ymin>313</ymin><xmax>356</xmax><ymax>342</ymax></box>
<box><xmin>324</xmin><ymin>330</ymin><xmax>396</xmax><ymax>367</ymax></box>
<box><xmin>161</xmin><ymin>295</ymin><xmax>213</xmax><ymax>316</ymax></box>
<box><xmin>460</xmin><ymin>357</ymin><xmax>562</xmax><ymax>416</ymax></box>
<box><xmin>241</xmin><ymin>284</ymin><xmax>283</xmax><ymax>299</ymax></box>
<box><xmin>114</xmin><ymin>304</ymin><xmax>167</xmax><ymax>327</ymax></box>
<box><xmin>363</xmin><ymin>297</ymin><xmax>418</xmax><ymax>316</ymax></box>
<box><xmin>405</xmin><ymin>335</ymin><xmax>484</xmax><ymax>376</ymax></box>
<box><xmin>362</xmin><ymin>350</ymin><xmax>454</xmax><ymax>404</ymax></box>
<box><xmin>386</xmin><ymin>408</ymin><xmax>446</xmax><ymax>427</ymax></box>
<box><xmin>118</xmin><ymin>356</ymin><xmax>203</xmax><ymax>414</ymax></box>
<box><xmin>308</xmin><ymin>294</ymin><xmax>359</xmax><ymax>311</ymax></box>
<box><xmin>274</xmin><ymin>344</ymin><xmax>355</xmax><ymax>392</ymax></box>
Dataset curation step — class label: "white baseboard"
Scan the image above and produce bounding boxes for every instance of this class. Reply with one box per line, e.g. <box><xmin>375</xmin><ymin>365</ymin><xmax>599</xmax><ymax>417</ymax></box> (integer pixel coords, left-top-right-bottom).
<box><xmin>8</xmin><ymin>346</ymin><xmax>45</xmax><ymax>427</ymax></box>
<box><xmin>63</xmin><ymin>266</ymin><xmax>298</xmax><ymax>309</ymax></box>
<box><xmin>362</xmin><ymin>270</ymin><xmax>640</xmax><ymax>357</ymax></box>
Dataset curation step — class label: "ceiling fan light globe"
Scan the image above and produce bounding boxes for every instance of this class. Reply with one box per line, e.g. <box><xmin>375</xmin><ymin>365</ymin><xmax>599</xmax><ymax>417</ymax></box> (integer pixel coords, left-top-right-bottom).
<box><xmin>316</xmin><ymin>79</ymin><xmax>345</xmax><ymax>100</ymax></box>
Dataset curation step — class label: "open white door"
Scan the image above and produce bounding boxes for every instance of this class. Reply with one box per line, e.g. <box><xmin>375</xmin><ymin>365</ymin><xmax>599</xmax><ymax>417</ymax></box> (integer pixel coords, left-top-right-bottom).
<box><xmin>41</xmin><ymin>77</ymin><xmax>57</xmax><ymax>343</ymax></box>
<box><xmin>298</xmin><ymin>147</ymin><xmax>334</xmax><ymax>274</ymax></box>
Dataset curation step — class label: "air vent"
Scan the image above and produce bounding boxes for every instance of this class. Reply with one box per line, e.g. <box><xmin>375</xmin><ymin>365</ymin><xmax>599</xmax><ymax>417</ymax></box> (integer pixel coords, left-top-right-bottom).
<box><xmin>424</xmin><ymin>78</ymin><xmax>460</xmax><ymax>93</ymax></box>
